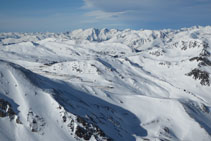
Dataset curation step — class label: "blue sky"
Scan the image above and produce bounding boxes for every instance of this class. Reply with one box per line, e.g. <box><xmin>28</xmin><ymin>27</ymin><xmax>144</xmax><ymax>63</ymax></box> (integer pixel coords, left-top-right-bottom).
<box><xmin>0</xmin><ymin>0</ymin><xmax>211</xmax><ymax>32</ymax></box>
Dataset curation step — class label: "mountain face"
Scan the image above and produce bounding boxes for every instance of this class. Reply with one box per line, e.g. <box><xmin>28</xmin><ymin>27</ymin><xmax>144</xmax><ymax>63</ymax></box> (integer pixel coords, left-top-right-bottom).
<box><xmin>0</xmin><ymin>26</ymin><xmax>211</xmax><ymax>141</ymax></box>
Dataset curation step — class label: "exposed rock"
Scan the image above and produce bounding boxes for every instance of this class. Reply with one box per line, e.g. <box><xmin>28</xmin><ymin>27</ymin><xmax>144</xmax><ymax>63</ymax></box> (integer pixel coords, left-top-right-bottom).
<box><xmin>200</xmin><ymin>49</ymin><xmax>210</xmax><ymax>57</ymax></box>
<box><xmin>62</xmin><ymin>115</ymin><xmax>67</xmax><ymax>122</ymax></box>
<box><xmin>180</xmin><ymin>40</ymin><xmax>203</xmax><ymax>50</ymax></box>
<box><xmin>202</xmin><ymin>41</ymin><xmax>209</xmax><ymax>49</ymax></box>
<box><xmin>44</xmin><ymin>61</ymin><xmax>58</xmax><ymax>66</ymax></box>
<box><xmin>149</xmin><ymin>49</ymin><xmax>165</xmax><ymax>56</ymax></box>
<box><xmin>163</xmin><ymin>127</ymin><xmax>170</xmax><ymax>134</ymax></box>
<box><xmin>201</xmin><ymin>104</ymin><xmax>210</xmax><ymax>113</ymax></box>
<box><xmin>60</xmin><ymin>110</ymin><xmax>111</xmax><ymax>140</ymax></box>
<box><xmin>187</xmin><ymin>69</ymin><xmax>210</xmax><ymax>86</ymax></box>
<box><xmin>75</xmin><ymin>126</ymin><xmax>92</xmax><ymax>140</ymax></box>
<box><xmin>75</xmin><ymin>116</ymin><xmax>111</xmax><ymax>140</ymax></box>
<box><xmin>27</xmin><ymin>111</ymin><xmax>46</xmax><ymax>134</ymax></box>
<box><xmin>0</xmin><ymin>99</ymin><xmax>16</xmax><ymax>119</ymax></box>
<box><xmin>0</xmin><ymin>111</ymin><xmax>7</xmax><ymax>117</ymax></box>
<box><xmin>16</xmin><ymin>117</ymin><xmax>22</xmax><ymax>124</ymax></box>
<box><xmin>189</xmin><ymin>57</ymin><xmax>211</xmax><ymax>66</ymax></box>
<box><xmin>67</xmin><ymin>119</ymin><xmax>74</xmax><ymax>132</ymax></box>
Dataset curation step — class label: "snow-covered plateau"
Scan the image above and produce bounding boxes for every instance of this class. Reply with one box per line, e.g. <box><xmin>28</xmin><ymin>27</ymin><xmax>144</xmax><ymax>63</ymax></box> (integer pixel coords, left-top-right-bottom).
<box><xmin>0</xmin><ymin>26</ymin><xmax>211</xmax><ymax>141</ymax></box>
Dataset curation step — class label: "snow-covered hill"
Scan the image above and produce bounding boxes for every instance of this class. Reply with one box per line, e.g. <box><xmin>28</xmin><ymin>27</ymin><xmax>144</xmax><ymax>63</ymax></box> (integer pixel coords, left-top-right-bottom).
<box><xmin>0</xmin><ymin>26</ymin><xmax>211</xmax><ymax>141</ymax></box>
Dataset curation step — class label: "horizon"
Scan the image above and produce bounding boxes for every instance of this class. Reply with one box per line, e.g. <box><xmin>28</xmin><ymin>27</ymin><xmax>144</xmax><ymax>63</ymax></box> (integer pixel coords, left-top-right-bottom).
<box><xmin>0</xmin><ymin>0</ymin><xmax>211</xmax><ymax>32</ymax></box>
<box><xmin>1</xmin><ymin>25</ymin><xmax>211</xmax><ymax>34</ymax></box>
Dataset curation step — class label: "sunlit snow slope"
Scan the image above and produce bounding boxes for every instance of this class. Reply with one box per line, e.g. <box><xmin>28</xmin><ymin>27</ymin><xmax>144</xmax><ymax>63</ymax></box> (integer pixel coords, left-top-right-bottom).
<box><xmin>0</xmin><ymin>26</ymin><xmax>211</xmax><ymax>141</ymax></box>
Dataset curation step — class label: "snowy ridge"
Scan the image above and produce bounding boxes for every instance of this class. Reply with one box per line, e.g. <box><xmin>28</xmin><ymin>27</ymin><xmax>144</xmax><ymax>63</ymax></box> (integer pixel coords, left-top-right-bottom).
<box><xmin>0</xmin><ymin>26</ymin><xmax>211</xmax><ymax>141</ymax></box>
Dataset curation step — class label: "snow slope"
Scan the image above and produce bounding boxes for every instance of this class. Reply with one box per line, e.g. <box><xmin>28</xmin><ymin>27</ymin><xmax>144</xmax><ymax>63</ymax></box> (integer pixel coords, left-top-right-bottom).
<box><xmin>0</xmin><ymin>26</ymin><xmax>211</xmax><ymax>141</ymax></box>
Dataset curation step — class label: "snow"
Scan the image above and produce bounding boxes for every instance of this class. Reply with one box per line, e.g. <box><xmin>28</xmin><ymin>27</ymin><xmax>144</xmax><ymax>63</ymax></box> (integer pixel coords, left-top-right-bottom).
<box><xmin>0</xmin><ymin>26</ymin><xmax>211</xmax><ymax>141</ymax></box>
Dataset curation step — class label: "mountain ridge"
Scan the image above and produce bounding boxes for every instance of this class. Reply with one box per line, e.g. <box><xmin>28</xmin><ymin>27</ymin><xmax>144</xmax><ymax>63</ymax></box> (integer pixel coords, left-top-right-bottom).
<box><xmin>0</xmin><ymin>26</ymin><xmax>211</xmax><ymax>141</ymax></box>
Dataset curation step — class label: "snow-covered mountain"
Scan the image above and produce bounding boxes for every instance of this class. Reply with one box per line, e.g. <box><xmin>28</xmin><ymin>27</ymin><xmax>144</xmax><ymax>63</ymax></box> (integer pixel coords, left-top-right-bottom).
<box><xmin>0</xmin><ymin>26</ymin><xmax>211</xmax><ymax>141</ymax></box>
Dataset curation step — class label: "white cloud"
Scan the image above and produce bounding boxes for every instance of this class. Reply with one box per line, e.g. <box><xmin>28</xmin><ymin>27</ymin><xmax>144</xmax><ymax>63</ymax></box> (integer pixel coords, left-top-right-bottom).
<box><xmin>83</xmin><ymin>0</ymin><xmax>211</xmax><ymax>14</ymax></box>
<box><xmin>83</xmin><ymin>0</ymin><xmax>186</xmax><ymax>12</ymax></box>
<box><xmin>85</xmin><ymin>10</ymin><xmax>126</xmax><ymax>20</ymax></box>
<box><xmin>82</xmin><ymin>0</ymin><xmax>211</xmax><ymax>29</ymax></box>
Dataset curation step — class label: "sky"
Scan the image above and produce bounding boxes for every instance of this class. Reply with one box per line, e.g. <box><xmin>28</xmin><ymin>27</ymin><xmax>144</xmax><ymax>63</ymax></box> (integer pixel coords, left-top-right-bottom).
<box><xmin>0</xmin><ymin>0</ymin><xmax>211</xmax><ymax>32</ymax></box>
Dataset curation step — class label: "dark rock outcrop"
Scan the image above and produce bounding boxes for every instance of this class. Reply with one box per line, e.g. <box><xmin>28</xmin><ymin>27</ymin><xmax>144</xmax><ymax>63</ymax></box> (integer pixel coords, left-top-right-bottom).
<box><xmin>63</xmin><ymin>113</ymin><xmax>112</xmax><ymax>141</ymax></box>
<box><xmin>27</xmin><ymin>111</ymin><xmax>46</xmax><ymax>134</ymax></box>
<box><xmin>189</xmin><ymin>57</ymin><xmax>211</xmax><ymax>66</ymax></box>
<box><xmin>0</xmin><ymin>99</ymin><xmax>16</xmax><ymax>119</ymax></box>
<box><xmin>187</xmin><ymin>69</ymin><xmax>210</xmax><ymax>86</ymax></box>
